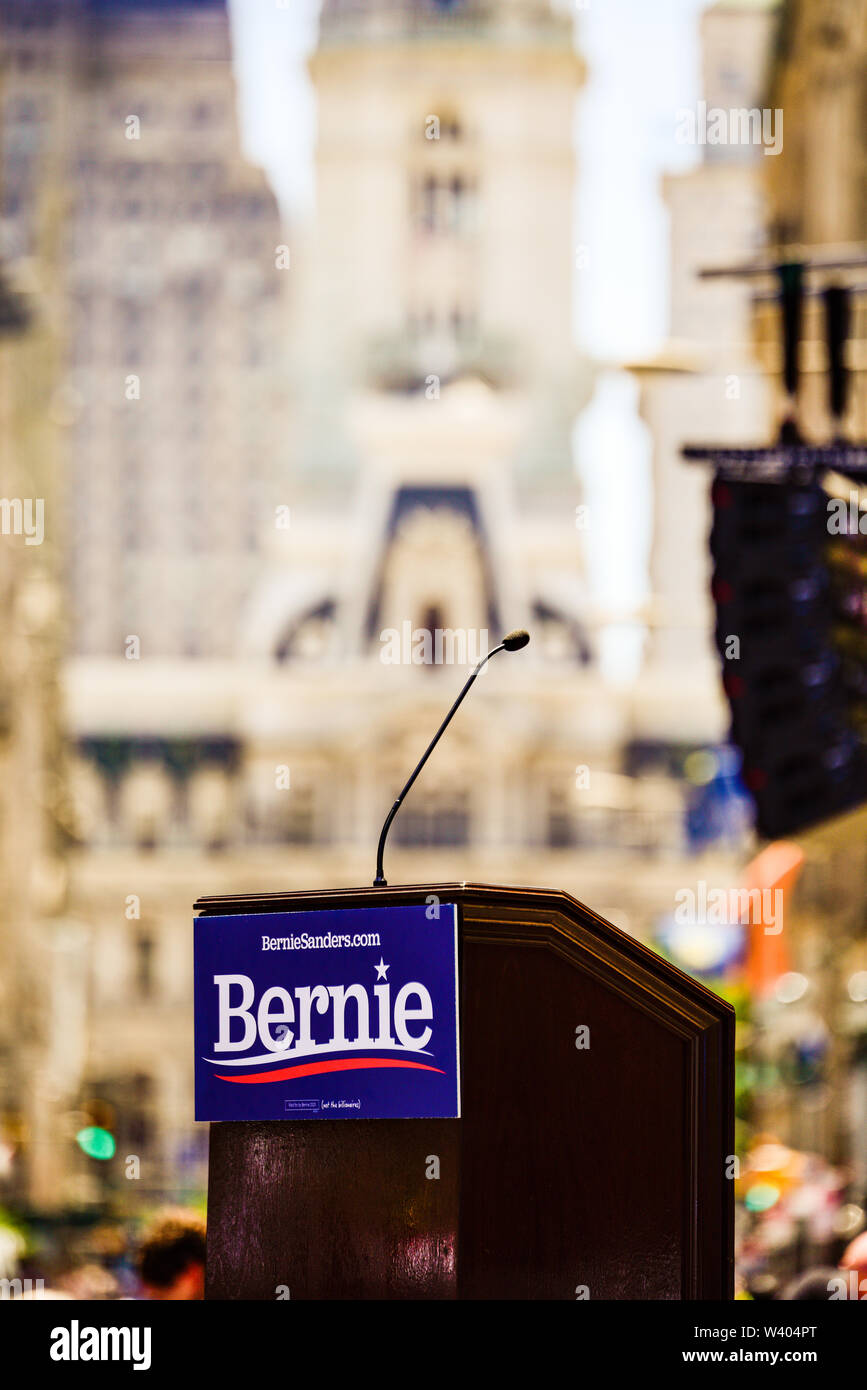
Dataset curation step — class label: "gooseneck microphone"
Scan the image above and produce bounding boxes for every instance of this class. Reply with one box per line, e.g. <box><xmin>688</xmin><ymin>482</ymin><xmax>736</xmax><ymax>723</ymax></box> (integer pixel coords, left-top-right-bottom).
<box><xmin>373</xmin><ymin>629</ymin><xmax>530</xmax><ymax>887</ymax></box>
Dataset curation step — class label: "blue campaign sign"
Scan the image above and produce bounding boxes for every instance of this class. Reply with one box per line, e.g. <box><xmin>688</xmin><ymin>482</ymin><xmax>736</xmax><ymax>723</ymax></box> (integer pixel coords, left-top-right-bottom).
<box><xmin>194</xmin><ymin>903</ymin><xmax>460</xmax><ymax>1121</ymax></box>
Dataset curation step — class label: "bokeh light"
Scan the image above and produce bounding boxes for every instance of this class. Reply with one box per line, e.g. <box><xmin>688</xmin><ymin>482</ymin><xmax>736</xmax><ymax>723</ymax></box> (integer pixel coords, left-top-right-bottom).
<box><xmin>75</xmin><ymin>1127</ymin><xmax>116</xmax><ymax>1162</ymax></box>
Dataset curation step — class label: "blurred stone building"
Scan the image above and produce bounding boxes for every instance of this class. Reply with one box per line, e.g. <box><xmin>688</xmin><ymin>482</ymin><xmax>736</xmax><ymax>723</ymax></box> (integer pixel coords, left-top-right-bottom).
<box><xmin>632</xmin><ymin>0</ymin><xmax>867</xmax><ymax>1173</ymax></box>
<box><xmin>757</xmin><ymin>0</ymin><xmax>867</xmax><ymax>441</ymax></box>
<box><xmin>1</xmin><ymin>0</ymin><xmax>285</xmax><ymax>1208</ymax></box>
<box><xmin>631</xmin><ymin>0</ymin><xmax>778</xmax><ymax>741</ymax></box>
<box><xmin>751</xmin><ymin>0</ymin><xmax>867</xmax><ymax>1170</ymax></box>
<box><xmin>2</xmin><ymin>0</ymin><xmax>752</xmax><ymax>1214</ymax></box>
<box><xmin>65</xmin><ymin>0</ymin><xmax>612</xmax><ymax>1207</ymax></box>
<box><xmin>0</xmin><ymin>1</ymin><xmax>78</xmax><ymax>1212</ymax></box>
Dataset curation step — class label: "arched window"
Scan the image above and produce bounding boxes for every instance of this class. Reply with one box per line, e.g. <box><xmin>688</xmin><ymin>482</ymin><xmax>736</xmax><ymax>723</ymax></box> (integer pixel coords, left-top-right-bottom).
<box><xmin>417</xmin><ymin>603</ymin><xmax>446</xmax><ymax>673</ymax></box>
<box><xmin>393</xmin><ymin>788</ymin><xmax>470</xmax><ymax>847</ymax></box>
<box><xmin>415</xmin><ymin>172</ymin><xmax>473</xmax><ymax>235</ymax></box>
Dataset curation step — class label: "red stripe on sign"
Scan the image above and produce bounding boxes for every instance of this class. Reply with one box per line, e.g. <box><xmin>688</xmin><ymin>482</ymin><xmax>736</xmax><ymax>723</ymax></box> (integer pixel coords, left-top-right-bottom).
<box><xmin>215</xmin><ymin>1057</ymin><xmax>445</xmax><ymax>1084</ymax></box>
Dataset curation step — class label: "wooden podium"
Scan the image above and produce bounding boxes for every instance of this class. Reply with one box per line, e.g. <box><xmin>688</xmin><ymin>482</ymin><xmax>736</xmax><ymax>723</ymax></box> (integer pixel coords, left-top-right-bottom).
<box><xmin>196</xmin><ymin>882</ymin><xmax>734</xmax><ymax>1300</ymax></box>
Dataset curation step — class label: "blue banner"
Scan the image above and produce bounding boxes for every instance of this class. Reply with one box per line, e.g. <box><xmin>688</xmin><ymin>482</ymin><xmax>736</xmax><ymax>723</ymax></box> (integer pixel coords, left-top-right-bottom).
<box><xmin>194</xmin><ymin>903</ymin><xmax>460</xmax><ymax>1121</ymax></box>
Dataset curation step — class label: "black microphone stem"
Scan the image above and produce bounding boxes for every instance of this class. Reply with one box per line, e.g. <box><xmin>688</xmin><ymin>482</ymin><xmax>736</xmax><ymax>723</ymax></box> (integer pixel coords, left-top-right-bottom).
<box><xmin>373</xmin><ymin>643</ymin><xmax>505</xmax><ymax>887</ymax></box>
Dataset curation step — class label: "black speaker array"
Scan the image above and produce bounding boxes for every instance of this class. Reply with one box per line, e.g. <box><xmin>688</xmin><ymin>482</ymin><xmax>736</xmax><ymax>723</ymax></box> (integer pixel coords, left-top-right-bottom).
<box><xmin>710</xmin><ymin>474</ymin><xmax>867</xmax><ymax>837</ymax></box>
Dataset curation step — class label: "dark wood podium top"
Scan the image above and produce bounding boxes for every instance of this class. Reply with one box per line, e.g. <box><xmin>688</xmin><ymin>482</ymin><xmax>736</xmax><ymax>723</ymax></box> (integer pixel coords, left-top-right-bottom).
<box><xmin>196</xmin><ymin>878</ymin><xmax>732</xmax><ymax>1021</ymax></box>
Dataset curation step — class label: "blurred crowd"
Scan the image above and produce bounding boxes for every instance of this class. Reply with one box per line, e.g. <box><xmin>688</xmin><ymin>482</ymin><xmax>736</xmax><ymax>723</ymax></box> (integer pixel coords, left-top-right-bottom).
<box><xmin>4</xmin><ymin>1173</ymin><xmax>867</xmax><ymax>1301</ymax></box>
<box><xmin>736</xmin><ymin>1137</ymin><xmax>867</xmax><ymax>1301</ymax></box>
<box><xmin>0</xmin><ymin>1207</ymin><xmax>206</xmax><ymax>1301</ymax></box>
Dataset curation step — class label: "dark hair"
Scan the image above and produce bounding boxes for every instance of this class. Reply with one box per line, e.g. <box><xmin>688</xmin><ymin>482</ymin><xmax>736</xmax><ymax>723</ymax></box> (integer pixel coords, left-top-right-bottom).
<box><xmin>137</xmin><ymin>1210</ymin><xmax>206</xmax><ymax>1290</ymax></box>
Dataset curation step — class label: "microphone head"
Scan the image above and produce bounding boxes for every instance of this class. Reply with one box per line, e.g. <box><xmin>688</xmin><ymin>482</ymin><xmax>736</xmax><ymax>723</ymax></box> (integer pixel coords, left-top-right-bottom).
<box><xmin>502</xmin><ymin>628</ymin><xmax>530</xmax><ymax>652</ymax></box>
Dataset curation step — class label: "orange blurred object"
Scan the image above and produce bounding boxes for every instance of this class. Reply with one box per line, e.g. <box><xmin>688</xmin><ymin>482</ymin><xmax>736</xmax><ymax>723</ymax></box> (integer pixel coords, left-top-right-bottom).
<box><xmin>736</xmin><ymin>1135</ymin><xmax>804</xmax><ymax>1199</ymax></box>
<box><xmin>743</xmin><ymin>841</ymin><xmax>803</xmax><ymax>998</ymax></box>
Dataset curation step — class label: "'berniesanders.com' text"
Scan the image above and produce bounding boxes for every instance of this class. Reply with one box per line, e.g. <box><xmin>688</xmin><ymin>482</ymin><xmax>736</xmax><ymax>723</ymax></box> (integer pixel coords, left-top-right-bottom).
<box><xmin>261</xmin><ymin>932</ymin><xmax>381</xmax><ymax>951</ymax></box>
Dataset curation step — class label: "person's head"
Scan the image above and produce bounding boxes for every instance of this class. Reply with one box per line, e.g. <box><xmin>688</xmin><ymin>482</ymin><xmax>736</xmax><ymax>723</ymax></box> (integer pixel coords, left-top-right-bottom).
<box><xmin>746</xmin><ymin>1271</ymin><xmax>779</xmax><ymax>1301</ymax></box>
<box><xmin>136</xmin><ymin>1209</ymin><xmax>206</xmax><ymax>1300</ymax></box>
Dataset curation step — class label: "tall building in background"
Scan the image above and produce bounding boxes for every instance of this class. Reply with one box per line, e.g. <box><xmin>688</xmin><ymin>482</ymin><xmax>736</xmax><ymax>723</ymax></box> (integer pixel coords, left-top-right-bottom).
<box><xmin>746</xmin><ymin>0</ymin><xmax>867</xmax><ymax>1168</ymax></box>
<box><xmin>64</xmin><ymin>0</ymin><xmax>287</xmax><ymax>659</ymax></box>
<box><xmin>759</xmin><ymin>0</ymin><xmax>867</xmax><ymax>443</ymax></box>
<box><xmin>247</xmin><ymin>0</ymin><xmax>601</xmax><ymax>874</ymax></box>
<box><xmin>636</xmin><ymin>0</ymin><xmax>867</xmax><ymax>1171</ymax></box>
<box><xmin>631</xmin><ymin>0</ymin><xmax>778</xmax><ymax>740</ymax></box>
<box><xmin>766</xmin><ymin>0</ymin><xmax>867</xmax><ymax>255</ymax></box>
<box><xmin>0</xmin><ymin>0</ymin><xmax>78</xmax><ymax>1212</ymax></box>
<box><xmin>0</xmin><ymin>0</ymin><xmax>286</xmax><ymax>1210</ymax></box>
<box><xmin>3</xmin><ymin>0</ymin><xmax>287</xmax><ymax>660</ymax></box>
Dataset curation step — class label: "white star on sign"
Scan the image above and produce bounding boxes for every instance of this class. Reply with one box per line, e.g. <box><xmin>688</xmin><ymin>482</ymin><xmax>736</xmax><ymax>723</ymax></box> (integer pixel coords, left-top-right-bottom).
<box><xmin>374</xmin><ymin>958</ymin><xmax>390</xmax><ymax>980</ymax></box>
